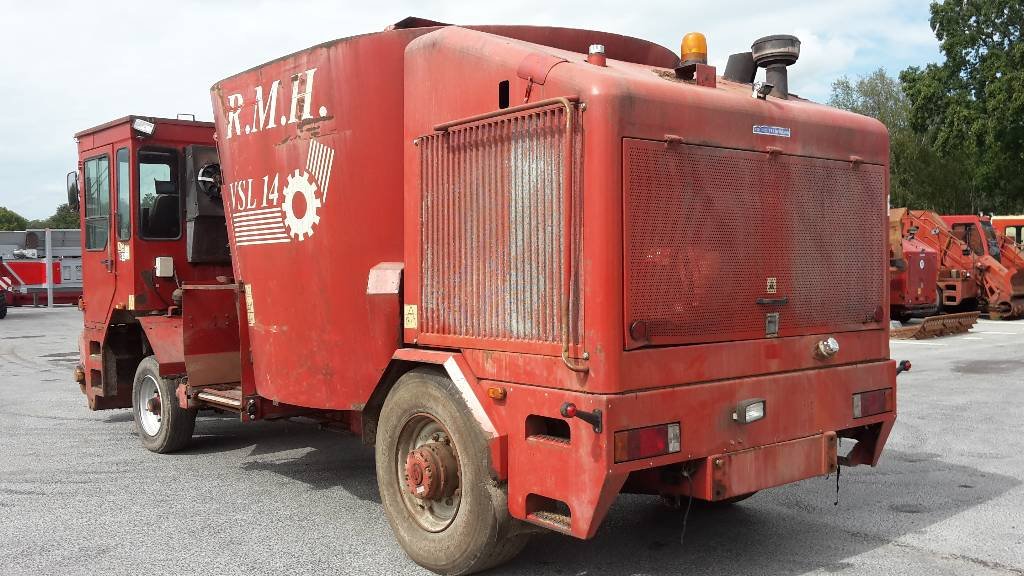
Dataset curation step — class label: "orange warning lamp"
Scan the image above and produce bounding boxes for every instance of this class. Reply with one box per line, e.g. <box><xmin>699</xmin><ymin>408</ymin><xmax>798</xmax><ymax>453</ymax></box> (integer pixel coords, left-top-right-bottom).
<box><xmin>680</xmin><ymin>32</ymin><xmax>708</xmax><ymax>66</ymax></box>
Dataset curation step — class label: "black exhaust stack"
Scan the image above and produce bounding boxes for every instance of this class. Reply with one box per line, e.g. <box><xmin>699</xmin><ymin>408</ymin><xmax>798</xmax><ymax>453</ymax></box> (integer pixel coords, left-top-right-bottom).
<box><xmin>751</xmin><ymin>35</ymin><xmax>801</xmax><ymax>99</ymax></box>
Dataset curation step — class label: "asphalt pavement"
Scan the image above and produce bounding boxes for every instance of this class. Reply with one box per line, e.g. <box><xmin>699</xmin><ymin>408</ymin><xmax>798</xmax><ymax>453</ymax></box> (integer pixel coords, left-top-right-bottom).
<box><xmin>1</xmin><ymin>306</ymin><xmax>1022</xmax><ymax>575</ymax></box>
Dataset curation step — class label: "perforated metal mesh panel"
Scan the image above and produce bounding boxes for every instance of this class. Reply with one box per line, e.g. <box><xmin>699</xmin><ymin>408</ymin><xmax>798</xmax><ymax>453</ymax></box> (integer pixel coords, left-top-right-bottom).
<box><xmin>624</xmin><ymin>139</ymin><xmax>886</xmax><ymax>346</ymax></box>
<box><xmin>419</xmin><ymin>106</ymin><xmax>582</xmax><ymax>344</ymax></box>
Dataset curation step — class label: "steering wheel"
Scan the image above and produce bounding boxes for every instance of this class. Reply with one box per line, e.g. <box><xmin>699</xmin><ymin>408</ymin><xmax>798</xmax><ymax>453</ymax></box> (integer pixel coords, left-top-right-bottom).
<box><xmin>196</xmin><ymin>163</ymin><xmax>222</xmax><ymax>200</ymax></box>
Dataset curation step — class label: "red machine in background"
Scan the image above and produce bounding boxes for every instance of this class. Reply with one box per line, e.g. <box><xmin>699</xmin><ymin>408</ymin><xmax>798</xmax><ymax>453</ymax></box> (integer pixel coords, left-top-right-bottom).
<box><xmin>888</xmin><ymin>209</ymin><xmax>979</xmax><ymax>338</ymax></box>
<box><xmin>71</xmin><ymin>20</ymin><xmax>903</xmax><ymax>575</ymax></box>
<box><xmin>0</xmin><ymin>229</ymin><xmax>82</xmax><ymax>318</ymax></box>
<box><xmin>897</xmin><ymin>210</ymin><xmax>1023</xmax><ymax>320</ymax></box>
<box><xmin>992</xmin><ymin>215</ymin><xmax>1024</xmax><ymax>247</ymax></box>
<box><xmin>942</xmin><ymin>214</ymin><xmax>1024</xmax><ymax>319</ymax></box>
<box><xmin>889</xmin><ymin>209</ymin><xmax>939</xmax><ymax>322</ymax></box>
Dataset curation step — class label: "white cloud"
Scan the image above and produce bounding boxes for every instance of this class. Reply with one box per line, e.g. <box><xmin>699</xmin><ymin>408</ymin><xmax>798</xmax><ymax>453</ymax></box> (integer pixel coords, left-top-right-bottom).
<box><xmin>0</xmin><ymin>0</ymin><xmax>938</xmax><ymax>219</ymax></box>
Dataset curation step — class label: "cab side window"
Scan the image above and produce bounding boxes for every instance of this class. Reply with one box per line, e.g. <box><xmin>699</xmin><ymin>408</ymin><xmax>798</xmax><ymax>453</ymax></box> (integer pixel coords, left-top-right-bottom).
<box><xmin>138</xmin><ymin>149</ymin><xmax>180</xmax><ymax>239</ymax></box>
<box><xmin>84</xmin><ymin>155</ymin><xmax>110</xmax><ymax>250</ymax></box>
<box><xmin>116</xmin><ymin>148</ymin><xmax>131</xmax><ymax>240</ymax></box>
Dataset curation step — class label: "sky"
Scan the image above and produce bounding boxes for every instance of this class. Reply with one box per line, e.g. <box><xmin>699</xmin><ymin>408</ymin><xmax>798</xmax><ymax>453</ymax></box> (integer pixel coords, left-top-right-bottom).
<box><xmin>0</xmin><ymin>0</ymin><xmax>942</xmax><ymax>220</ymax></box>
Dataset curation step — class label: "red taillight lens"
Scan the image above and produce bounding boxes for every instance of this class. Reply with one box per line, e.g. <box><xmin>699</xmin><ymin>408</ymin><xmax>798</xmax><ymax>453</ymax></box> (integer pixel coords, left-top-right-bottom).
<box><xmin>614</xmin><ymin>423</ymin><xmax>681</xmax><ymax>463</ymax></box>
<box><xmin>852</xmin><ymin>388</ymin><xmax>893</xmax><ymax>418</ymax></box>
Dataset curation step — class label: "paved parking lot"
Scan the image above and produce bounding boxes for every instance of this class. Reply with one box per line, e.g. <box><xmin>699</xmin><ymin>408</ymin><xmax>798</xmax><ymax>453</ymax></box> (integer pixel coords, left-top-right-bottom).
<box><xmin>1</xmin><ymin>306</ymin><xmax>1022</xmax><ymax>575</ymax></box>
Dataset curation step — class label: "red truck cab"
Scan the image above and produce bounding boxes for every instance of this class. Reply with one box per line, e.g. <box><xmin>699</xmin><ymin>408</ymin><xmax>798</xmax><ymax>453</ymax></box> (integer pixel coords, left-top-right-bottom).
<box><xmin>70</xmin><ymin>116</ymin><xmax>230</xmax><ymax>409</ymax></box>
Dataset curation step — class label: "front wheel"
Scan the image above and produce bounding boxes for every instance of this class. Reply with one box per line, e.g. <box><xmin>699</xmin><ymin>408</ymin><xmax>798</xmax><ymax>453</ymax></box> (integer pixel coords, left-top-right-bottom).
<box><xmin>0</xmin><ymin>292</ymin><xmax>7</xmax><ymax>319</ymax></box>
<box><xmin>376</xmin><ymin>368</ymin><xmax>530</xmax><ymax>575</ymax></box>
<box><xmin>131</xmin><ymin>356</ymin><xmax>196</xmax><ymax>453</ymax></box>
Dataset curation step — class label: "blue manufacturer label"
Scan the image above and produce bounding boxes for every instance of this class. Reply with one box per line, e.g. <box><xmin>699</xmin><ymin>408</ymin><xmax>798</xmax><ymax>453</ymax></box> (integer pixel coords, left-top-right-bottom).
<box><xmin>753</xmin><ymin>125</ymin><xmax>791</xmax><ymax>137</ymax></box>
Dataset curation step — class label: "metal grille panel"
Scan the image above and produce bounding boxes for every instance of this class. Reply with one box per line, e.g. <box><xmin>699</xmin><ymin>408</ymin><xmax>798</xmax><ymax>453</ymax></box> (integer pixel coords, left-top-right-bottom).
<box><xmin>419</xmin><ymin>106</ymin><xmax>580</xmax><ymax>344</ymax></box>
<box><xmin>624</xmin><ymin>139</ymin><xmax>886</xmax><ymax>346</ymax></box>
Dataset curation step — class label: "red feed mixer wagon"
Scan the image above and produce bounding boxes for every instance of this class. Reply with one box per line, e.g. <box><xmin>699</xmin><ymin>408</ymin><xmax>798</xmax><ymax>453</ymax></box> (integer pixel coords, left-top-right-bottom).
<box><xmin>69</xmin><ymin>18</ymin><xmax>904</xmax><ymax>574</ymax></box>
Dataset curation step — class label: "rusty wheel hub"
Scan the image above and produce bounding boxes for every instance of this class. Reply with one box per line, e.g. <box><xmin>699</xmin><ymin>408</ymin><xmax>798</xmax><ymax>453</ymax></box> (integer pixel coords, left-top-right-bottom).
<box><xmin>404</xmin><ymin>441</ymin><xmax>458</xmax><ymax>501</ymax></box>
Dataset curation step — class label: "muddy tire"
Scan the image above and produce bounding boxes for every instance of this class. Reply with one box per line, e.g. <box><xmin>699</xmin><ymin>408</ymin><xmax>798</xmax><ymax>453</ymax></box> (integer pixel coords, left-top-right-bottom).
<box><xmin>131</xmin><ymin>356</ymin><xmax>196</xmax><ymax>453</ymax></box>
<box><xmin>376</xmin><ymin>368</ymin><xmax>530</xmax><ymax>575</ymax></box>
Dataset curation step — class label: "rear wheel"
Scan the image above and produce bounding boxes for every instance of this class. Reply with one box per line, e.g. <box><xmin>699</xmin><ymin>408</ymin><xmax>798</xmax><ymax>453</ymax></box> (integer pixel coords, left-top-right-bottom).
<box><xmin>0</xmin><ymin>293</ymin><xmax>7</xmax><ymax>319</ymax></box>
<box><xmin>131</xmin><ymin>356</ymin><xmax>196</xmax><ymax>453</ymax></box>
<box><xmin>376</xmin><ymin>368</ymin><xmax>530</xmax><ymax>575</ymax></box>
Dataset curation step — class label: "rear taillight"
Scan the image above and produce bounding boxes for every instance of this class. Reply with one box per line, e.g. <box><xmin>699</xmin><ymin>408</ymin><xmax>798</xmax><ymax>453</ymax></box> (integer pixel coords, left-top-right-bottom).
<box><xmin>614</xmin><ymin>422</ymin><xmax>681</xmax><ymax>463</ymax></box>
<box><xmin>852</xmin><ymin>388</ymin><xmax>893</xmax><ymax>418</ymax></box>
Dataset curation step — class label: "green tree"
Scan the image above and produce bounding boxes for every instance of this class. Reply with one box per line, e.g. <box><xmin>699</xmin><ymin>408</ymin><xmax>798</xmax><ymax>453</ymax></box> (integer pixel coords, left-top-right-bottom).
<box><xmin>24</xmin><ymin>204</ymin><xmax>81</xmax><ymax>230</ymax></box>
<box><xmin>46</xmin><ymin>204</ymin><xmax>81</xmax><ymax>229</ymax></box>
<box><xmin>0</xmin><ymin>206</ymin><xmax>28</xmax><ymax>231</ymax></box>
<box><xmin>900</xmin><ymin>0</ymin><xmax>1024</xmax><ymax>213</ymax></box>
<box><xmin>828</xmin><ymin>69</ymin><xmax>965</xmax><ymax>210</ymax></box>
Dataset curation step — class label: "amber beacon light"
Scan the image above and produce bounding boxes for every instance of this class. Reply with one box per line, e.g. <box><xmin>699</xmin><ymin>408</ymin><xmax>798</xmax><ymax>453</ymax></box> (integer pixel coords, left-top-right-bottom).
<box><xmin>680</xmin><ymin>32</ymin><xmax>708</xmax><ymax>66</ymax></box>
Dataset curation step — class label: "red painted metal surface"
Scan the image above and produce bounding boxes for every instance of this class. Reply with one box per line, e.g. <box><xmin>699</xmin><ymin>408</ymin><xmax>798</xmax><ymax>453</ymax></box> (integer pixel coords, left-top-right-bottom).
<box><xmin>622</xmin><ymin>139</ymin><xmax>886</xmax><ymax>347</ymax></box>
<box><xmin>0</xmin><ymin>258</ymin><xmax>82</xmax><ymax>306</ymax></box>
<box><xmin>210</xmin><ymin>28</ymin><xmax>434</xmax><ymax>410</ymax></box>
<box><xmin>689</xmin><ymin>432</ymin><xmax>839</xmax><ymax>501</ymax></box>
<box><xmin>181</xmin><ymin>283</ymin><xmax>241</xmax><ymax>386</ymax></box>
<box><xmin>2</xmin><ymin>260</ymin><xmax>62</xmax><ymax>285</ymax></box>
<box><xmin>138</xmin><ymin>316</ymin><xmax>186</xmax><ymax>376</ymax></box>
<box><xmin>890</xmin><ymin>234</ymin><xmax>939</xmax><ymax>318</ymax></box>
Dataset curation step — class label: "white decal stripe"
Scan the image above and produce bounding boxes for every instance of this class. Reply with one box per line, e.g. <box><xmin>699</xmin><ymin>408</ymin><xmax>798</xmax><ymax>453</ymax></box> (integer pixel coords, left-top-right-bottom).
<box><xmin>306</xmin><ymin>139</ymin><xmax>334</xmax><ymax>202</ymax></box>
<box><xmin>236</xmin><ymin>238</ymin><xmax>291</xmax><ymax>246</ymax></box>
<box><xmin>232</xmin><ymin>207</ymin><xmax>280</xmax><ymax>217</ymax></box>
<box><xmin>442</xmin><ymin>357</ymin><xmax>497</xmax><ymax>437</ymax></box>
<box><xmin>233</xmin><ymin>213</ymin><xmax>284</xmax><ymax>224</ymax></box>
<box><xmin>316</xmin><ymin>144</ymin><xmax>328</xmax><ymax>188</ymax></box>
<box><xmin>234</xmin><ymin>229</ymin><xmax>289</xmax><ymax>239</ymax></box>
<box><xmin>309</xmin><ymin>140</ymin><xmax>325</xmax><ymax>187</ymax></box>
<box><xmin>306</xmin><ymin>139</ymin><xmax>319</xmax><ymax>171</ymax></box>
<box><xmin>320</xmin><ymin>148</ymin><xmax>334</xmax><ymax>201</ymax></box>
<box><xmin>234</xmin><ymin>222</ymin><xmax>287</xmax><ymax>232</ymax></box>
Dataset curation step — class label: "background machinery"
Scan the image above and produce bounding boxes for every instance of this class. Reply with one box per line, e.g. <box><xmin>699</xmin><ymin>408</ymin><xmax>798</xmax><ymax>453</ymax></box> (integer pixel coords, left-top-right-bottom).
<box><xmin>0</xmin><ymin>229</ymin><xmax>82</xmax><ymax>318</ymax></box>
<box><xmin>992</xmin><ymin>215</ymin><xmax>1024</xmax><ymax>247</ymax></box>
<box><xmin>943</xmin><ymin>213</ymin><xmax>1024</xmax><ymax>319</ymax></box>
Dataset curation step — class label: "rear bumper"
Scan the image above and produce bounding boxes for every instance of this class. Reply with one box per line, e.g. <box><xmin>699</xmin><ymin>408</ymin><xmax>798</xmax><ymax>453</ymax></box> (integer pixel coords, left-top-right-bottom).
<box><xmin>500</xmin><ymin>360</ymin><xmax>896</xmax><ymax>538</ymax></box>
<box><xmin>688</xmin><ymin>432</ymin><xmax>838</xmax><ymax>501</ymax></box>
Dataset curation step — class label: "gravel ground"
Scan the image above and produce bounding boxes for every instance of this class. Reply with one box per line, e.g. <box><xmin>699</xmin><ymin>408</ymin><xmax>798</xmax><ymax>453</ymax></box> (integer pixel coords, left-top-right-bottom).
<box><xmin>1</xmin><ymin>306</ymin><xmax>1022</xmax><ymax>575</ymax></box>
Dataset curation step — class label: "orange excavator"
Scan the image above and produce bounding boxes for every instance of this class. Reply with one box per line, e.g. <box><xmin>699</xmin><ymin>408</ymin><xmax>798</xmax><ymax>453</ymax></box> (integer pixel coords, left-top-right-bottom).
<box><xmin>897</xmin><ymin>209</ymin><xmax>1024</xmax><ymax>321</ymax></box>
<box><xmin>889</xmin><ymin>209</ymin><xmax>979</xmax><ymax>338</ymax></box>
<box><xmin>941</xmin><ymin>213</ymin><xmax>1024</xmax><ymax>319</ymax></box>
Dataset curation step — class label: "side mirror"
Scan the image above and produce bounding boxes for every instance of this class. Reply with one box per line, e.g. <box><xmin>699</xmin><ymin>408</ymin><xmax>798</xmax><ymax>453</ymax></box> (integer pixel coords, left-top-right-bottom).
<box><xmin>66</xmin><ymin>171</ymin><xmax>80</xmax><ymax>211</ymax></box>
<box><xmin>962</xmin><ymin>247</ymin><xmax>972</xmax><ymax>257</ymax></box>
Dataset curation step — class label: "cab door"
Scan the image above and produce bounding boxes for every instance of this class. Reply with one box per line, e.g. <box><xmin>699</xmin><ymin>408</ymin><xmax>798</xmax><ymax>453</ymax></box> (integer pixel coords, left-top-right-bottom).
<box><xmin>81</xmin><ymin>149</ymin><xmax>117</xmax><ymax>328</ymax></box>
